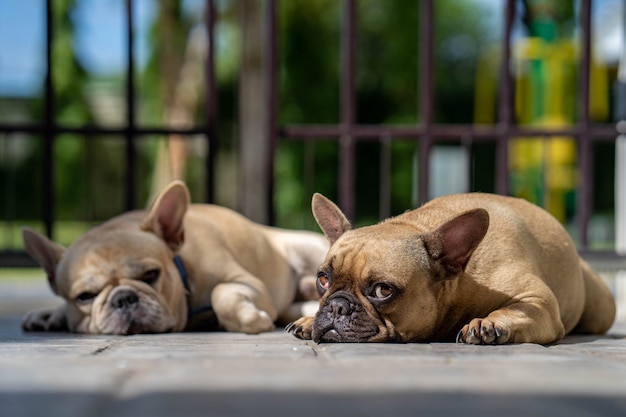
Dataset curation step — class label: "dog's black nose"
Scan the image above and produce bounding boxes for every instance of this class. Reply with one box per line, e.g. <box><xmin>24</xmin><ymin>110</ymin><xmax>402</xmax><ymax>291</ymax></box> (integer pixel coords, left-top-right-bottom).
<box><xmin>111</xmin><ymin>290</ymin><xmax>139</xmax><ymax>310</ymax></box>
<box><xmin>328</xmin><ymin>296</ymin><xmax>354</xmax><ymax>316</ymax></box>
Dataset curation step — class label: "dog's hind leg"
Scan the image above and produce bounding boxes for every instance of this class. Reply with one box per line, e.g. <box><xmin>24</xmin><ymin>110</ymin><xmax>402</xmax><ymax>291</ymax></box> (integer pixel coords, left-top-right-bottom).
<box><xmin>571</xmin><ymin>259</ymin><xmax>616</xmax><ymax>335</ymax></box>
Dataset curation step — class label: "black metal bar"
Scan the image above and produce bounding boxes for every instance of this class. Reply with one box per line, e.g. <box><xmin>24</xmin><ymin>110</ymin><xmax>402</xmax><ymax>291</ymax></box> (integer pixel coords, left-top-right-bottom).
<box><xmin>1</xmin><ymin>122</ymin><xmax>620</xmax><ymax>141</ymax></box>
<box><xmin>304</xmin><ymin>140</ymin><xmax>316</xmax><ymax>224</ymax></box>
<box><xmin>496</xmin><ymin>0</ymin><xmax>515</xmax><ymax>195</ymax></box>
<box><xmin>125</xmin><ymin>0</ymin><xmax>136</xmax><ymax>211</ymax></box>
<box><xmin>418</xmin><ymin>0</ymin><xmax>434</xmax><ymax>205</ymax></box>
<box><xmin>0</xmin><ymin>251</ymin><xmax>39</xmax><ymax>268</ymax></box>
<box><xmin>0</xmin><ymin>124</ymin><xmax>213</xmax><ymax>136</ymax></box>
<box><xmin>339</xmin><ymin>0</ymin><xmax>356</xmax><ymax>220</ymax></box>
<box><xmin>205</xmin><ymin>0</ymin><xmax>218</xmax><ymax>203</ymax></box>
<box><xmin>265</xmin><ymin>0</ymin><xmax>279</xmax><ymax>225</ymax></box>
<box><xmin>280</xmin><ymin>124</ymin><xmax>619</xmax><ymax>140</ymax></box>
<box><xmin>379</xmin><ymin>135</ymin><xmax>391</xmax><ymax>219</ymax></box>
<box><xmin>43</xmin><ymin>0</ymin><xmax>54</xmax><ymax>239</ymax></box>
<box><xmin>578</xmin><ymin>0</ymin><xmax>593</xmax><ymax>249</ymax></box>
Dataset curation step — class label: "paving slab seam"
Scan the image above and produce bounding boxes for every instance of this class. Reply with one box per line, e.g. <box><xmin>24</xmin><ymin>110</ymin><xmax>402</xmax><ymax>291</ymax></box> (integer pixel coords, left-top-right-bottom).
<box><xmin>91</xmin><ymin>344</ymin><xmax>113</xmax><ymax>356</ymax></box>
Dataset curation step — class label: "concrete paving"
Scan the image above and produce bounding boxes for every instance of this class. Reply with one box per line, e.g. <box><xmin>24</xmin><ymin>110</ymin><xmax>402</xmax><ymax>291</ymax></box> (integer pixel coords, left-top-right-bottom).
<box><xmin>1</xmin><ymin>311</ymin><xmax>626</xmax><ymax>417</ymax></box>
<box><xmin>2</xmin><ymin>270</ymin><xmax>626</xmax><ymax>417</ymax></box>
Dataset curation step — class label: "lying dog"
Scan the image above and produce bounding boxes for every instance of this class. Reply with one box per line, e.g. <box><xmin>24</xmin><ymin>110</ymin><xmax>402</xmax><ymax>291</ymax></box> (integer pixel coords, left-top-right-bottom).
<box><xmin>287</xmin><ymin>193</ymin><xmax>616</xmax><ymax>344</ymax></box>
<box><xmin>22</xmin><ymin>181</ymin><xmax>328</xmax><ymax>335</ymax></box>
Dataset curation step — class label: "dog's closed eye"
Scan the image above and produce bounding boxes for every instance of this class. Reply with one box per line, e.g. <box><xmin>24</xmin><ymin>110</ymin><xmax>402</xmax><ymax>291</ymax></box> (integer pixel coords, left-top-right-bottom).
<box><xmin>140</xmin><ymin>269</ymin><xmax>160</xmax><ymax>285</ymax></box>
<box><xmin>76</xmin><ymin>292</ymin><xmax>97</xmax><ymax>304</ymax></box>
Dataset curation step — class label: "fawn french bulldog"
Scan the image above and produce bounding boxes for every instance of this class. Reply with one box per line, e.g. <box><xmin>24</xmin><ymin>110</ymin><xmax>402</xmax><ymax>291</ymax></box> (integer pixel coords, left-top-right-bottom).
<box><xmin>22</xmin><ymin>181</ymin><xmax>327</xmax><ymax>335</ymax></box>
<box><xmin>287</xmin><ymin>193</ymin><xmax>615</xmax><ymax>344</ymax></box>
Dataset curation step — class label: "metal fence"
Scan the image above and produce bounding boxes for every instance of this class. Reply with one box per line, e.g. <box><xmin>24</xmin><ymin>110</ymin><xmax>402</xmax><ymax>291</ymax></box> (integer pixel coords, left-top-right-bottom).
<box><xmin>0</xmin><ymin>0</ymin><xmax>623</xmax><ymax>267</ymax></box>
<box><xmin>0</xmin><ymin>0</ymin><xmax>218</xmax><ymax>266</ymax></box>
<box><xmin>271</xmin><ymin>0</ymin><xmax>618</xmax><ymax>250</ymax></box>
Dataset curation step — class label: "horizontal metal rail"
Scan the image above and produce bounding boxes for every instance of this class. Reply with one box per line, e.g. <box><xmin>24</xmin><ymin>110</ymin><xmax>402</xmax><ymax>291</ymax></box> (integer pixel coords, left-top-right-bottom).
<box><xmin>281</xmin><ymin>124</ymin><xmax>620</xmax><ymax>141</ymax></box>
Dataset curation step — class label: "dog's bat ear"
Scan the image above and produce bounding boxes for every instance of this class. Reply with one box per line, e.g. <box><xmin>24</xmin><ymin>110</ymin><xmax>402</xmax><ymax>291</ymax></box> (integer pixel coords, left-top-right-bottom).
<box><xmin>142</xmin><ymin>180</ymin><xmax>190</xmax><ymax>252</ymax></box>
<box><xmin>311</xmin><ymin>193</ymin><xmax>352</xmax><ymax>245</ymax></box>
<box><xmin>422</xmin><ymin>208</ymin><xmax>489</xmax><ymax>280</ymax></box>
<box><xmin>22</xmin><ymin>227</ymin><xmax>66</xmax><ymax>295</ymax></box>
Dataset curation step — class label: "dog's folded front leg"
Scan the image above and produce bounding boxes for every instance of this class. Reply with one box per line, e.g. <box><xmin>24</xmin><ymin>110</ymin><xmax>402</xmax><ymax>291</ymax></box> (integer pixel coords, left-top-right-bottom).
<box><xmin>456</xmin><ymin>293</ymin><xmax>565</xmax><ymax>345</ymax></box>
<box><xmin>211</xmin><ymin>278</ymin><xmax>278</xmax><ymax>334</ymax></box>
<box><xmin>22</xmin><ymin>305</ymin><xmax>68</xmax><ymax>332</ymax></box>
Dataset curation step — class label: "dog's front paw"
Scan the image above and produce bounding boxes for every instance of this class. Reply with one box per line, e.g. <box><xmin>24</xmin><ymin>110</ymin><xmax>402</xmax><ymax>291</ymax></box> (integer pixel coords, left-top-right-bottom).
<box><xmin>232</xmin><ymin>306</ymin><xmax>276</xmax><ymax>334</ymax></box>
<box><xmin>285</xmin><ymin>316</ymin><xmax>314</xmax><ymax>340</ymax></box>
<box><xmin>22</xmin><ymin>307</ymin><xmax>67</xmax><ymax>332</ymax></box>
<box><xmin>456</xmin><ymin>318</ymin><xmax>510</xmax><ymax>345</ymax></box>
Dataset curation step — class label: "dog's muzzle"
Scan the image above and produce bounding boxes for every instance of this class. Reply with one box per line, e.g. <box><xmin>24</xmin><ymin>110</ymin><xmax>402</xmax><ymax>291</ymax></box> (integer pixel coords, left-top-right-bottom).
<box><xmin>313</xmin><ymin>291</ymin><xmax>379</xmax><ymax>343</ymax></box>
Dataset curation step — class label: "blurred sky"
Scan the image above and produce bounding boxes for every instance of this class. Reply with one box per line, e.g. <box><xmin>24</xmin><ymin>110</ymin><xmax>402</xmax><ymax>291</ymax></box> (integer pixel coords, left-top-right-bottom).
<box><xmin>0</xmin><ymin>0</ymin><xmax>623</xmax><ymax>98</ymax></box>
<box><xmin>0</xmin><ymin>0</ymin><xmax>205</xmax><ymax>97</ymax></box>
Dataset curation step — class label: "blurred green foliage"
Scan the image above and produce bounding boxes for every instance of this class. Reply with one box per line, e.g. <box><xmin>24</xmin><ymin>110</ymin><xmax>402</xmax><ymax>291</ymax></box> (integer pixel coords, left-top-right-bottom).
<box><xmin>274</xmin><ymin>0</ymin><xmax>499</xmax><ymax>227</ymax></box>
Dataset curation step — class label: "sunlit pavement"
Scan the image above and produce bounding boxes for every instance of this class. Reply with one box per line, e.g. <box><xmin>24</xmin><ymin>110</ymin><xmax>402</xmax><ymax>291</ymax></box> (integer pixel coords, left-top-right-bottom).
<box><xmin>2</xmin><ymin>267</ymin><xmax>626</xmax><ymax>417</ymax></box>
<box><xmin>1</xmin><ymin>311</ymin><xmax>626</xmax><ymax>417</ymax></box>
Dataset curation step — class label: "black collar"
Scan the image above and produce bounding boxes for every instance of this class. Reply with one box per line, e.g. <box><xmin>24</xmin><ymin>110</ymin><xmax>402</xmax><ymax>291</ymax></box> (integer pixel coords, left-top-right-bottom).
<box><xmin>173</xmin><ymin>255</ymin><xmax>214</xmax><ymax>319</ymax></box>
<box><xmin>173</xmin><ymin>255</ymin><xmax>190</xmax><ymax>292</ymax></box>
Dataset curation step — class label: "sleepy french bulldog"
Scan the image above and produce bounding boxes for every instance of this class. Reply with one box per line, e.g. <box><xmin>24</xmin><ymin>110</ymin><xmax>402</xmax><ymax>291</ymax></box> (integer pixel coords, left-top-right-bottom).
<box><xmin>22</xmin><ymin>181</ymin><xmax>328</xmax><ymax>335</ymax></box>
<box><xmin>287</xmin><ymin>192</ymin><xmax>616</xmax><ymax>344</ymax></box>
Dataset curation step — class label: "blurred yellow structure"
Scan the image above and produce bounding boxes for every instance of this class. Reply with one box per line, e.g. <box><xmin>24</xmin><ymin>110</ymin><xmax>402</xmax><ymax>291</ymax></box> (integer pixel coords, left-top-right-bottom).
<box><xmin>475</xmin><ymin>34</ymin><xmax>609</xmax><ymax>222</ymax></box>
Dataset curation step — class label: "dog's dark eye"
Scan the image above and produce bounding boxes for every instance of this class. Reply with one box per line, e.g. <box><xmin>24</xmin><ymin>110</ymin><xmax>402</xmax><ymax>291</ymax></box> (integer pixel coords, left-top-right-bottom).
<box><xmin>371</xmin><ymin>283</ymin><xmax>393</xmax><ymax>300</ymax></box>
<box><xmin>76</xmin><ymin>292</ymin><xmax>97</xmax><ymax>304</ymax></box>
<box><xmin>140</xmin><ymin>269</ymin><xmax>160</xmax><ymax>285</ymax></box>
<box><xmin>316</xmin><ymin>271</ymin><xmax>330</xmax><ymax>295</ymax></box>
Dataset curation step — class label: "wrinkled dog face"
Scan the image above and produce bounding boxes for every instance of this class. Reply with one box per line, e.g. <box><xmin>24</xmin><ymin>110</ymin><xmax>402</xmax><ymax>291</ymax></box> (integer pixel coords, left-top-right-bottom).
<box><xmin>22</xmin><ymin>180</ymin><xmax>192</xmax><ymax>335</ymax></box>
<box><xmin>311</xmin><ymin>226</ymin><xmax>439</xmax><ymax>343</ymax></box>
<box><xmin>58</xmin><ymin>231</ymin><xmax>185</xmax><ymax>334</ymax></box>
